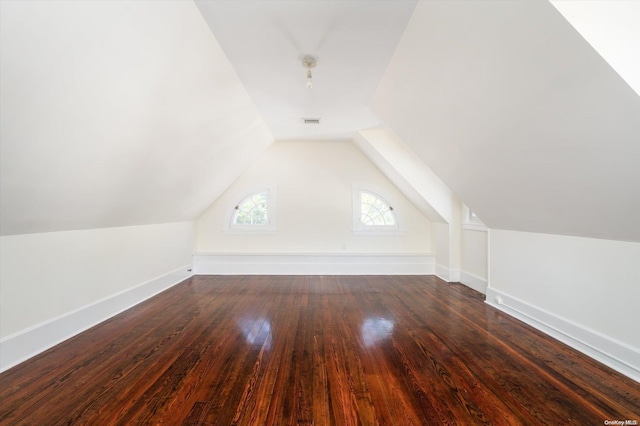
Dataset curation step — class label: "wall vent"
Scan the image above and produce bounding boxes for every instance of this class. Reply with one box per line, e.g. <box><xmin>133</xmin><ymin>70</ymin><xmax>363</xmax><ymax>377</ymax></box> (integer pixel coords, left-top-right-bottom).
<box><xmin>302</xmin><ymin>118</ymin><xmax>321</xmax><ymax>124</ymax></box>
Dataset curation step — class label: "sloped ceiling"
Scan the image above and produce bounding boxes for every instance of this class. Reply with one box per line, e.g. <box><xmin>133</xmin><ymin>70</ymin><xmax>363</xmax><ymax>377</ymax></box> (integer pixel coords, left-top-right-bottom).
<box><xmin>372</xmin><ymin>0</ymin><xmax>640</xmax><ymax>242</ymax></box>
<box><xmin>0</xmin><ymin>1</ymin><xmax>272</xmax><ymax>236</ymax></box>
<box><xmin>551</xmin><ymin>0</ymin><xmax>640</xmax><ymax>98</ymax></box>
<box><xmin>354</xmin><ymin>128</ymin><xmax>454</xmax><ymax>224</ymax></box>
<box><xmin>2</xmin><ymin>0</ymin><xmax>639</xmax><ymax>244</ymax></box>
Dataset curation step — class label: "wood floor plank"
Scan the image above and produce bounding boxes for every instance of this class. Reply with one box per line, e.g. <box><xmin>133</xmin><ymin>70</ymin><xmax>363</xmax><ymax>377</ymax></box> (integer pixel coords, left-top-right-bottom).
<box><xmin>1</xmin><ymin>275</ymin><xmax>638</xmax><ymax>425</ymax></box>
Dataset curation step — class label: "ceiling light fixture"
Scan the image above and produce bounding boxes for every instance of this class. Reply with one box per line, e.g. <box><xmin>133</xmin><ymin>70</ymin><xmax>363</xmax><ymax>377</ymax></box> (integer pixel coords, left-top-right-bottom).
<box><xmin>301</xmin><ymin>55</ymin><xmax>316</xmax><ymax>89</ymax></box>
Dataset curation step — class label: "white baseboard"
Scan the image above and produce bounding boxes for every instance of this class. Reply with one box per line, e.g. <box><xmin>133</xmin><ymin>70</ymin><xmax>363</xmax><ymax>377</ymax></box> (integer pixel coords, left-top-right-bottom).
<box><xmin>486</xmin><ymin>288</ymin><xmax>640</xmax><ymax>383</ymax></box>
<box><xmin>435</xmin><ymin>264</ymin><xmax>448</xmax><ymax>281</ymax></box>
<box><xmin>194</xmin><ymin>253</ymin><xmax>435</xmax><ymax>275</ymax></box>
<box><xmin>435</xmin><ymin>264</ymin><xmax>460</xmax><ymax>283</ymax></box>
<box><xmin>460</xmin><ymin>271</ymin><xmax>488</xmax><ymax>294</ymax></box>
<box><xmin>0</xmin><ymin>265</ymin><xmax>193</xmax><ymax>373</ymax></box>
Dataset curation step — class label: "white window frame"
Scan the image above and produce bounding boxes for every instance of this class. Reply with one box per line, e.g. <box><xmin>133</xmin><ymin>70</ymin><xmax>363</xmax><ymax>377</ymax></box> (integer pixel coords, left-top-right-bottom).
<box><xmin>462</xmin><ymin>204</ymin><xmax>487</xmax><ymax>232</ymax></box>
<box><xmin>224</xmin><ymin>184</ymin><xmax>277</xmax><ymax>234</ymax></box>
<box><xmin>352</xmin><ymin>184</ymin><xmax>403</xmax><ymax>235</ymax></box>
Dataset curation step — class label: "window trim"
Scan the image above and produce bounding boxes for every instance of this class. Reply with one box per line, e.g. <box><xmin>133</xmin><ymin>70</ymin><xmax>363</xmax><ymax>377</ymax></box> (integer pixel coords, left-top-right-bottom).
<box><xmin>224</xmin><ymin>184</ymin><xmax>277</xmax><ymax>234</ymax></box>
<box><xmin>352</xmin><ymin>184</ymin><xmax>403</xmax><ymax>235</ymax></box>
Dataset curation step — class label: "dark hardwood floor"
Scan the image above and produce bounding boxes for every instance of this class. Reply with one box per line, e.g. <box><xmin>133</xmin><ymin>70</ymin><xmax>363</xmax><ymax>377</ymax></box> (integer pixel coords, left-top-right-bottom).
<box><xmin>0</xmin><ymin>275</ymin><xmax>638</xmax><ymax>425</ymax></box>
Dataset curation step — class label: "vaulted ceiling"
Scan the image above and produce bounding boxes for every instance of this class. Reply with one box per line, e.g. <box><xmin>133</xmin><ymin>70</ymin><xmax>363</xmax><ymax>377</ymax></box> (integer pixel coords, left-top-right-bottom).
<box><xmin>1</xmin><ymin>1</ymin><xmax>639</xmax><ymax>242</ymax></box>
<box><xmin>194</xmin><ymin>0</ymin><xmax>417</xmax><ymax>140</ymax></box>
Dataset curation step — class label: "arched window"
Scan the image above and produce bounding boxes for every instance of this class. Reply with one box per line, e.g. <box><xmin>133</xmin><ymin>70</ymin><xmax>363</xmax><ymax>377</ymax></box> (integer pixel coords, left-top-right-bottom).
<box><xmin>360</xmin><ymin>191</ymin><xmax>397</xmax><ymax>227</ymax></box>
<box><xmin>228</xmin><ymin>186</ymin><xmax>277</xmax><ymax>232</ymax></box>
<box><xmin>233</xmin><ymin>191</ymin><xmax>269</xmax><ymax>226</ymax></box>
<box><xmin>353</xmin><ymin>185</ymin><xmax>401</xmax><ymax>233</ymax></box>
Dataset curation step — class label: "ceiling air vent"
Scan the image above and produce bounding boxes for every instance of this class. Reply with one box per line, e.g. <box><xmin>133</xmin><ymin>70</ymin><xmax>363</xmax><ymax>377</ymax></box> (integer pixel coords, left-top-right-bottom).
<box><xmin>302</xmin><ymin>118</ymin><xmax>321</xmax><ymax>124</ymax></box>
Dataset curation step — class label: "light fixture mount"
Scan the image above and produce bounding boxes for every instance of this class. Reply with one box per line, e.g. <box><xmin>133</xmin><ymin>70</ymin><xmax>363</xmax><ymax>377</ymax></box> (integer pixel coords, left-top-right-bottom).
<box><xmin>301</xmin><ymin>55</ymin><xmax>317</xmax><ymax>69</ymax></box>
<box><xmin>301</xmin><ymin>55</ymin><xmax>317</xmax><ymax>89</ymax></box>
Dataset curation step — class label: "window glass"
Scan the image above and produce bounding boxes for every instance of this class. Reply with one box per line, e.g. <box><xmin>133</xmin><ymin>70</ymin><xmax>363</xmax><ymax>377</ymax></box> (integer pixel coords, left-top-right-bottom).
<box><xmin>232</xmin><ymin>191</ymin><xmax>269</xmax><ymax>226</ymax></box>
<box><xmin>360</xmin><ymin>191</ymin><xmax>397</xmax><ymax>227</ymax></box>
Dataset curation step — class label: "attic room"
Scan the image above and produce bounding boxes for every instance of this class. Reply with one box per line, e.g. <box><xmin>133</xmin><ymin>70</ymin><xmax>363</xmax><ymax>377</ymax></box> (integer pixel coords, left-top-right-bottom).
<box><xmin>0</xmin><ymin>0</ymin><xmax>639</xmax><ymax>424</ymax></box>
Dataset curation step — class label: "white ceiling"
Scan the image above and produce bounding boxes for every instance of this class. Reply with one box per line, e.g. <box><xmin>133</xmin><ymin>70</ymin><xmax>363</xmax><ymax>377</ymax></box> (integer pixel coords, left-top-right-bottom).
<box><xmin>373</xmin><ymin>0</ymin><xmax>640</xmax><ymax>242</ymax></box>
<box><xmin>2</xmin><ymin>0</ymin><xmax>639</xmax><ymax>244</ymax></box>
<box><xmin>0</xmin><ymin>1</ymin><xmax>272</xmax><ymax>235</ymax></box>
<box><xmin>550</xmin><ymin>0</ymin><xmax>640</xmax><ymax>98</ymax></box>
<box><xmin>195</xmin><ymin>0</ymin><xmax>416</xmax><ymax>141</ymax></box>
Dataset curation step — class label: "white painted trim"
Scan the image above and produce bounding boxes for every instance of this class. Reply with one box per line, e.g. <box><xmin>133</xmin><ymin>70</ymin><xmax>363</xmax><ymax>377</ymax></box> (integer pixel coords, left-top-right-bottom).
<box><xmin>352</xmin><ymin>183</ymin><xmax>404</xmax><ymax>234</ymax></box>
<box><xmin>0</xmin><ymin>265</ymin><xmax>193</xmax><ymax>373</ymax></box>
<box><xmin>435</xmin><ymin>264</ymin><xmax>449</xmax><ymax>281</ymax></box>
<box><xmin>486</xmin><ymin>288</ymin><xmax>640</xmax><ymax>383</ymax></box>
<box><xmin>194</xmin><ymin>253</ymin><xmax>435</xmax><ymax>275</ymax></box>
<box><xmin>460</xmin><ymin>271</ymin><xmax>488</xmax><ymax>294</ymax></box>
<box><xmin>225</xmin><ymin>183</ymin><xmax>277</xmax><ymax>233</ymax></box>
<box><xmin>435</xmin><ymin>264</ymin><xmax>461</xmax><ymax>283</ymax></box>
<box><xmin>462</xmin><ymin>223</ymin><xmax>488</xmax><ymax>232</ymax></box>
<box><xmin>462</xmin><ymin>204</ymin><xmax>487</xmax><ymax>231</ymax></box>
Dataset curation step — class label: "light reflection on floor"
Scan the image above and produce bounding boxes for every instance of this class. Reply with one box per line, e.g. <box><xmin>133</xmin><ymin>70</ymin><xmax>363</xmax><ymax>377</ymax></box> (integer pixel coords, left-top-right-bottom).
<box><xmin>237</xmin><ymin>317</ymin><xmax>272</xmax><ymax>350</ymax></box>
<box><xmin>237</xmin><ymin>316</ymin><xmax>394</xmax><ymax>349</ymax></box>
<box><xmin>361</xmin><ymin>317</ymin><xmax>395</xmax><ymax>347</ymax></box>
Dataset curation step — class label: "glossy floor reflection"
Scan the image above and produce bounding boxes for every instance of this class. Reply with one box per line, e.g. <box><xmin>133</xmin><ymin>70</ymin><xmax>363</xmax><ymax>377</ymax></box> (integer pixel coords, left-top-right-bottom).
<box><xmin>1</xmin><ymin>275</ymin><xmax>638</xmax><ymax>425</ymax></box>
<box><xmin>361</xmin><ymin>316</ymin><xmax>394</xmax><ymax>347</ymax></box>
<box><xmin>237</xmin><ymin>316</ymin><xmax>272</xmax><ymax>349</ymax></box>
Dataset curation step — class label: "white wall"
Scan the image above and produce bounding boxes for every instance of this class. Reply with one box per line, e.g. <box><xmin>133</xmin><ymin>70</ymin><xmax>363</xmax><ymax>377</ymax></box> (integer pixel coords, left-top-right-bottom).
<box><xmin>462</xmin><ymin>231</ymin><xmax>487</xmax><ymax>278</ymax></box>
<box><xmin>460</xmin><ymin>229</ymin><xmax>488</xmax><ymax>293</ymax></box>
<box><xmin>450</xmin><ymin>204</ymin><xmax>462</xmax><ymax>275</ymax></box>
<box><xmin>487</xmin><ymin>229</ymin><xmax>640</xmax><ymax>380</ymax></box>
<box><xmin>196</xmin><ymin>140</ymin><xmax>432</xmax><ymax>255</ymax></box>
<box><xmin>0</xmin><ymin>222</ymin><xmax>194</xmax><ymax>371</ymax></box>
<box><xmin>433</xmin><ymin>223</ymin><xmax>451</xmax><ymax>278</ymax></box>
<box><xmin>354</xmin><ymin>128</ymin><xmax>454</xmax><ymax>223</ymax></box>
<box><xmin>432</xmin><ymin>203</ymin><xmax>462</xmax><ymax>283</ymax></box>
<box><xmin>353</xmin><ymin>128</ymin><xmax>462</xmax><ymax>282</ymax></box>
